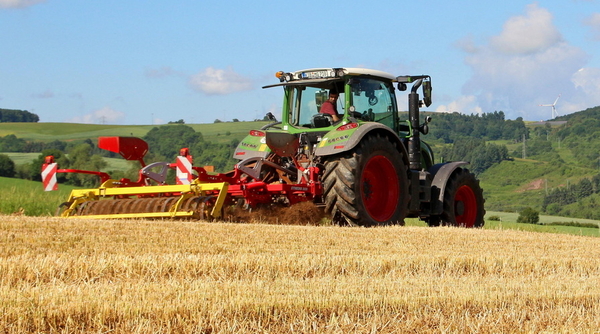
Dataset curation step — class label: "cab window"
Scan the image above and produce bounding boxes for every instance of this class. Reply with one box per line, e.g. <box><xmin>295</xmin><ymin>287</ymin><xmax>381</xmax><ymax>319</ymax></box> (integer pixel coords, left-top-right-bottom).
<box><xmin>289</xmin><ymin>86</ymin><xmax>344</xmax><ymax>127</ymax></box>
<box><xmin>350</xmin><ymin>78</ymin><xmax>396</xmax><ymax>128</ymax></box>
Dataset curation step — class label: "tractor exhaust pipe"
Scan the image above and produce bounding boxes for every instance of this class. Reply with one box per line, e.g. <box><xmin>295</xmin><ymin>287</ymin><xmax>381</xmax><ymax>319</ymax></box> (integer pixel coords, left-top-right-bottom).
<box><xmin>408</xmin><ymin>79</ymin><xmax>423</xmax><ymax>170</ymax></box>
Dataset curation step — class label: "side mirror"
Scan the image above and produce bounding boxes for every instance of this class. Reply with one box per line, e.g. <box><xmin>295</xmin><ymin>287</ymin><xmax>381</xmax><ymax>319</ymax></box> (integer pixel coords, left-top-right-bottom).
<box><xmin>422</xmin><ymin>81</ymin><xmax>432</xmax><ymax>107</ymax></box>
<box><xmin>397</xmin><ymin>82</ymin><xmax>407</xmax><ymax>91</ymax></box>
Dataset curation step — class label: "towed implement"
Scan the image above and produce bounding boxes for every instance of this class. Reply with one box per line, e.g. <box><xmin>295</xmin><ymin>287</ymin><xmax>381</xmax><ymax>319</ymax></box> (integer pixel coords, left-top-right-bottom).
<box><xmin>43</xmin><ymin>136</ymin><xmax>323</xmax><ymax>221</ymax></box>
<box><xmin>44</xmin><ymin>67</ymin><xmax>485</xmax><ymax>227</ymax></box>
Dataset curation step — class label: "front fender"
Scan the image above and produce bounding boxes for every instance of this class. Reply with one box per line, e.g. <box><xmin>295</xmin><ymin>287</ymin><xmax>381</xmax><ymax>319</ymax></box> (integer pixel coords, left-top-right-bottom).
<box><xmin>429</xmin><ymin>161</ymin><xmax>469</xmax><ymax>214</ymax></box>
<box><xmin>233</xmin><ymin>133</ymin><xmax>271</xmax><ymax>160</ymax></box>
<box><xmin>315</xmin><ymin>122</ymin><xmax>405</xmax><ymax>158</ymax></box>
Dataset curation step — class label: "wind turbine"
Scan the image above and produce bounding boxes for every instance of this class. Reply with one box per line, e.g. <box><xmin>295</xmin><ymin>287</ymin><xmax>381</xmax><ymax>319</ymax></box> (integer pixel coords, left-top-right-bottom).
<box><xmin>539</xmin><ymin>94</ymin><xmax>561</xmax><ymax>119</ymax></box>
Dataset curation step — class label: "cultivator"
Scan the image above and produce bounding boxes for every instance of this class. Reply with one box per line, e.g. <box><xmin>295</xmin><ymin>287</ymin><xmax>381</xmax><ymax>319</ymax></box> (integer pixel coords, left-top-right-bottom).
<box><xmin>43</xmin><ymin>136</ymin><xmax>322</xmax><ymax>220</ymax></box>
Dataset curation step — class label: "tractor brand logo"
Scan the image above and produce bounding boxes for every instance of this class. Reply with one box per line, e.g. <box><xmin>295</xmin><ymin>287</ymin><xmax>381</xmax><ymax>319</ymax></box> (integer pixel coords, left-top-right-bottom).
<box><xmin>291</xmin><ymin>186</ymin><xmax>308</xmax><ymax>191</ymax></box>
<box><xmin>328</xmin><ymin>135</ymin><xmax>349</xmax><ymax>143</ymax></box>
<box><xmin>241</xmin><ymin>142</ymin><xmax>258</xmax><ymax>149</ymax></box>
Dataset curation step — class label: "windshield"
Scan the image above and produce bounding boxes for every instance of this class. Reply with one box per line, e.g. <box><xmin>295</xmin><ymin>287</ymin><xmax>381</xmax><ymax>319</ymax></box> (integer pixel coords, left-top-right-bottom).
<box><xmin>282</xmin><ymin>77</ymin><xmax>396</xmax><ymax>129</ymax></box>
<box><xmin>349</xmin><ymin>78</ymin><xmax>397</xmax><ymax>128</ymax></box>
<box><xmin>289</xmin><ymin>86</ymin><xmax>345</xmax><ymax>127</ymax></box>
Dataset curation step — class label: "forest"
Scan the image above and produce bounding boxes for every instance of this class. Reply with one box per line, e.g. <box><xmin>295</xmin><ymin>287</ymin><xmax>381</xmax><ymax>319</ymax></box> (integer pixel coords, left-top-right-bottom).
<box><xmin>0</xmin><ymin>108</ymin><xmax>39</xmax><ymax>123</ymax></box>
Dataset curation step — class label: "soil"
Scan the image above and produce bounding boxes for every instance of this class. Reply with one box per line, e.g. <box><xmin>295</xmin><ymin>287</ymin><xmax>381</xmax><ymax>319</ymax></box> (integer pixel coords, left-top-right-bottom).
<box><xmin>225</xmin><ymin>201</ymin><xmax>326</xmax><ymax>225</ymax></box>
<box><xmin>519</xmin><ymin>179</ymin><xmax>544</xmax><ymax>192</ymax></box>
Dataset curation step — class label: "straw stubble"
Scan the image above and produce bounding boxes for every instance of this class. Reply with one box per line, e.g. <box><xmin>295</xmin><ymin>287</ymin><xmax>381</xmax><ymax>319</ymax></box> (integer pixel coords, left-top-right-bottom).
<box><xmin>1</xmin><ymin>215</ymin><xmax>599</xmax><ymax>333</ymax></box>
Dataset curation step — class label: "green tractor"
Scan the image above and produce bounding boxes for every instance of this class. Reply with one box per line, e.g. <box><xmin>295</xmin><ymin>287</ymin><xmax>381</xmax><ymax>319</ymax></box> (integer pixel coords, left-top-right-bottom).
<box><xmin>233</xmin><ymin>67</ymin><xmax>485</xmax><ymax>227</ymax></box>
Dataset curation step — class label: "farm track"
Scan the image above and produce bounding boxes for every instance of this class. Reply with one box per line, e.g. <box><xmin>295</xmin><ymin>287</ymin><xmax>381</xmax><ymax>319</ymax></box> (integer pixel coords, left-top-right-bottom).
<box><xmin>1</xmin><ymin>215</ymin><xmax>599</xmax><ymax>333</ymax></box>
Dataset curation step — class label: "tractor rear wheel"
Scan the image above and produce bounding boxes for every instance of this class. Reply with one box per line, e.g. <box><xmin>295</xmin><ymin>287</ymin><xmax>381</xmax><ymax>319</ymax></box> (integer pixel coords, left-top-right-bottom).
<box><xmin>322</xmin><ymin>134</ymin><xmax>409</xmax><ymax>226</ymax></box>
<box><xmin>434</xmin><ymin>168</ymin><xmax>485</xmax><ymax>228</ymax></box>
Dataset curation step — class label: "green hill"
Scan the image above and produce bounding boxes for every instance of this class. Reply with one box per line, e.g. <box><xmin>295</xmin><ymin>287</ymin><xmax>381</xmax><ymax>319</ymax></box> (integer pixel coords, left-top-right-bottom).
<box><xmin>479</xmin><ymin>106</ymin><xmax>600</xmax><ymax>218</ymax></box>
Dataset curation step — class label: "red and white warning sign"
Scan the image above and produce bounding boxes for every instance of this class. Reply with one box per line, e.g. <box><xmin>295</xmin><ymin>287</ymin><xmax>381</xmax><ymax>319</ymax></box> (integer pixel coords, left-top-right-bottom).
<box><xmin>41</xmin><ymin>162</ymin><xmax>58</xmax><ymax>191</ymax></box>
<box><xmin>176</xmin><ymin>155</ymin><xmax>193</xmax><ymax>185</ymax></box>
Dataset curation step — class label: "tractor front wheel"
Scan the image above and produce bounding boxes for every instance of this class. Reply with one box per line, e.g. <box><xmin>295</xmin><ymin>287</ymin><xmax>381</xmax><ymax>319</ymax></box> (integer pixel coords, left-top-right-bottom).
<box><xmin>322</xmin><ymin>134</ymin><xmax>409</xmax><ymax>226</ymax></box>
<box><xmin>434</xmin><ymin>168</ymin><xmax>485</xmax><ymax>228</ymax></box>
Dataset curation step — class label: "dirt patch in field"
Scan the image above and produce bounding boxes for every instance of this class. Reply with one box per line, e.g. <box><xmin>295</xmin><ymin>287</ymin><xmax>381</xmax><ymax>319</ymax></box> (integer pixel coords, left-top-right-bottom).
<box><xmin>226</xmin><ymin>201</ymin><xmax>326</xmax><ymax>225</ymax></box>
<box><xmin>518</xmin><ymin>179</ymin><xmax>544</xmax><ymax>192</ymax></box>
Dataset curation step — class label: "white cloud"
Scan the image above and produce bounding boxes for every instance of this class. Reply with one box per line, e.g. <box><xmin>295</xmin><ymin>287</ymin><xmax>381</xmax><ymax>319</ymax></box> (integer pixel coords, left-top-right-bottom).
<box><xmin>572</xmin><ymin>68</ymin><xmax>600</xmax><ymax>94</ymax></box>
<box><xmin>569</xmin><ymin>67</ymin><xmax>600</xmax><ymax>111</ymax></box>
<box><xmin>449</xmin><ymin>3</ymin><xmax>598</xmax><ymax>120</ymax></box>
<box><xmin>0</xmin><ymin>0</ymin><xmax>45</xmax><ymax>9</ymax></box>
<box><xmin>68</xmin><ymin>107</ymin><xmax>125</xmax><ymax>124</ymax></box>
<box><xmin>490</xmin><ymin>4</ymin><xmax>562</xmax><ymax>55</ymax></box>
<box><xmin>584</xmin><ymin>13</ymin><xmax>600</xmax><ymax>41</ymax></box>
<box><xmin>435</xmin><ymin>95</ymin><xmax>482</xmax><ymax>115</ymax></box>
<box><xmin>188</xmin><ymin>67</ymin><xmax>253</xmax><ymax>95</ymax></box>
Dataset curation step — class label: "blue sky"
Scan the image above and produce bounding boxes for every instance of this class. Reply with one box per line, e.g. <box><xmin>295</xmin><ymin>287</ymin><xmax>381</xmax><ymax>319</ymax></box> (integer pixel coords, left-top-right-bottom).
<box><xmin>1</xmin><ymin>0</ymin><xmax>599</xmax><ymax>125</ymax></box>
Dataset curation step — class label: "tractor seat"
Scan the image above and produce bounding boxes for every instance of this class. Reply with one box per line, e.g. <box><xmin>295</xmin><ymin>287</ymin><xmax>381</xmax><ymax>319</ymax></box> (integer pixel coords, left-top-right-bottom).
<box><xmin>311</xmin><ymin>114</ymin><xmax>333</xmax><ymax>128</ymax></box>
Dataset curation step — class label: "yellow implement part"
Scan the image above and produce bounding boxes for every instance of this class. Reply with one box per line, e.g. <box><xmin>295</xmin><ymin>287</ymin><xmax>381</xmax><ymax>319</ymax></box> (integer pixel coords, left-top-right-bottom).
<box><xmin>61</xmin><ymin>180</ymin><xmax>229</xmax><ymax>220</ymax></box>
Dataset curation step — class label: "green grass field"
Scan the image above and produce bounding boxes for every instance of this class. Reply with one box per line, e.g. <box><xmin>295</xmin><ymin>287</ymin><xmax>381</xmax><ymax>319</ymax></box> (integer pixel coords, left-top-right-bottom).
<box><xmin>1</xmin><ymin>152</ymin><xmax>39</xmax><ymax>165</ymax></box>
<box><xmin>1</xmin><ymin>176</ymin><xmax>597</xmax><ymax>237</ymax></box>
<box><xmin>0</xmin><ymin>177</ymin><xmax>76</xmax><ymax>216</ymax></box>
<box><xmin>483</xmin><ymin>211</ymin><xmax>599</xmax><ymax>237</ymax></box>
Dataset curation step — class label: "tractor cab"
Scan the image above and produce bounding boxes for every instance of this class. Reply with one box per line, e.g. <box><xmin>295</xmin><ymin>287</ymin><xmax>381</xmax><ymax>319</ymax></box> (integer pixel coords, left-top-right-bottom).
<box><xmin>263</xmin><ymin>68</ymin><xmax>401</xmax><ymax>132</ymax></box>
<box><xmin>234</xmin><ymin>68</ymin><xmax>434</xmax><ymax>169</ymax></box>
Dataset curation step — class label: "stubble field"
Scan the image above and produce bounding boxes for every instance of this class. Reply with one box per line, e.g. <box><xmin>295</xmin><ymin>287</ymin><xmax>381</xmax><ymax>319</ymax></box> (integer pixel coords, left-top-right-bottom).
<box><xmin>1</xmin><ymin>215</ymin><xmax>599</xmax><ymax>333</ymax></box>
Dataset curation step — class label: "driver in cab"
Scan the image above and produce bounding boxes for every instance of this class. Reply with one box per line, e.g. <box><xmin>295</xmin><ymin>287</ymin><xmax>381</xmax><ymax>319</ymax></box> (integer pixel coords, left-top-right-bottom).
<box><xmin>319</xmin><ymin>90</ymin><xmax>340</xmax><ymax>122</ymax></box>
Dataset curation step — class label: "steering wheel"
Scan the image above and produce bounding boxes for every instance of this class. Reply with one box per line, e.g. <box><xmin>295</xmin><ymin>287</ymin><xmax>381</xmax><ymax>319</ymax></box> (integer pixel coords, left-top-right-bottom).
<box><xmin>368</xmin><ymin>96</ymin><xmax>378</xmax><ymax>106</ymax></box>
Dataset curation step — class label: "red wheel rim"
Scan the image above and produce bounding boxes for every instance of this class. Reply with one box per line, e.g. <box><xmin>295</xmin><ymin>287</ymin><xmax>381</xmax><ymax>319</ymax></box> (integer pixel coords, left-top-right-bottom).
<box><xmin>454</xmin><ymin>185</ymin><xmax>478</xmax><ymax>227</ymax></box>
<box><xmin>361</xmin><ymin>155</ymin><xmax>399</xmax><ymax>222</ymax></box>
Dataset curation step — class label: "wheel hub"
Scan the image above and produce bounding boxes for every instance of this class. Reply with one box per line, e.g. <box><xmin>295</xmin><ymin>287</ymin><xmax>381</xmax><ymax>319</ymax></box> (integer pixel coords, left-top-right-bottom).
<box><xmin>455</xmin><ymin>200</ymin><xmax>465</xmax><ymax>216</ymax></box>
<box><xmin>454</xmin><ymin>185</ymin><xmax>477</xmax><ymax>227</ymax></box>
<box><xmin>361</xmin><ymin>155</ymin><xmax>399</xmax><ymax>222</ymax></box>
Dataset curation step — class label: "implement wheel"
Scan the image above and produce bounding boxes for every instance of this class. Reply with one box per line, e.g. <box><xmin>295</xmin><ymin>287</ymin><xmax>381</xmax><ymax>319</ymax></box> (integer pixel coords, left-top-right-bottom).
<box><xmin>436</xmin><ymin>168</ymin><xmax>485</xmax><ymax>228</ymax></box>
<box><xmin>322</xmin><ymin>134</ymin><xmax>409</xmax><ymax>226</ymax></box>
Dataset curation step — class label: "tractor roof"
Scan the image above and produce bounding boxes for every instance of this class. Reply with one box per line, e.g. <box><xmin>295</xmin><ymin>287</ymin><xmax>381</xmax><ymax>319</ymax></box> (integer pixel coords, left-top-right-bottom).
<box><xmin>263</xmin><ymin>67</ymin><xmax>397</xmax><ymax>89</ymax></box>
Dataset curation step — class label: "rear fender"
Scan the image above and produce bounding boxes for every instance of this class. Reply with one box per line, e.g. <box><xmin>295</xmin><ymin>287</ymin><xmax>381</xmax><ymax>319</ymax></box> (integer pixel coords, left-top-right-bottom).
<box><xmin>429</xmin><ymin>162</ymin><xmax>469</xmax><ymax>215</ymax></box>
<box><xmin>315</xmin><ymin>122</ymin><xmax>407</xmax><ymax>163</ymax></box>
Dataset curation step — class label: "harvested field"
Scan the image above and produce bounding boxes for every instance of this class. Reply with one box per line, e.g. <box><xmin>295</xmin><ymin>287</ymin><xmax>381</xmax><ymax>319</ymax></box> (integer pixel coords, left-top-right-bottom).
<box><xmin>1</xmin><ymin>215</ymin><xmax>599</xmax><ymax>333</ymax></box>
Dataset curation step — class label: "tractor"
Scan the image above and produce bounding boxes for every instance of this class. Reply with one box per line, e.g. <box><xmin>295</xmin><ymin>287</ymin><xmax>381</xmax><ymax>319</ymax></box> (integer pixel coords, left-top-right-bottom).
<box><xmin>43</xmin><ymin>67</ymin><xmax>485</xmax><ymax>227</ymax></box>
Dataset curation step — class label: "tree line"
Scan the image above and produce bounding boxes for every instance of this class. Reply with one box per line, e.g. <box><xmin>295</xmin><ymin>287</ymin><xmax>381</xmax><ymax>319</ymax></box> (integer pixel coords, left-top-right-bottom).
<box><xmin>426</xmin><ymin>111</ymin><xmax>528</xmax><ymax>143</ymax></box>
<box><xmin>542</xmin><ymin>175</ymin><xmax>600</xmax><ymax>219</ymax></box>
<box><xmin>0</xmin><ymin>135</ymin><xmax>68</xmax><ymax>153</ymax></box>
<box><xmin>0</xmin><ymin>109</ymin><xmax>39</xmax><ymax>123</ymax></box>
<box><xmin>420</xmin><ymin>111</ymin><xmax>524</xmax><ymax>175</ymax></box>
<box><xmin>439</xmin><ymin>138</ymin><xmax>510</xmax><ymax>175</ymax></box>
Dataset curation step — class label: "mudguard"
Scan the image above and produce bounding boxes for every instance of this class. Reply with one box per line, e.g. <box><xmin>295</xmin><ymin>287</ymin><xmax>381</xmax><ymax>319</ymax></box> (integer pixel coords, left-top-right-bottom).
<box><xmin>233</xmin><ymin>132</ymin><xmax>271</xmax><ymax>161</ymax></box>
<box><xmin>429</xmin><ymin>161</ymin><xmax>469</xmax><ymax>215</ymax></box>
<box><xmin>315</xmin><ymin>122</ymin><xmax>407</xmax><ymax>160</ymax></box>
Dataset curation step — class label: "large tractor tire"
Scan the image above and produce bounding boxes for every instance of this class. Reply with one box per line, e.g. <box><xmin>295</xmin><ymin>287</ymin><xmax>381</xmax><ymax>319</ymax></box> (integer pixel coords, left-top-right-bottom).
<box><xmin>322</xmin><ymin>134</ymin><xmax>409</xmax><ymax>226</ymax></box>
<box><xmin>431</xmin><ymin>168</ymin><xmax>485</xmax><ymax>228</ymax></box>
